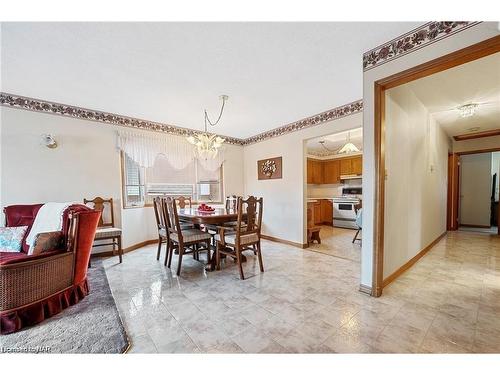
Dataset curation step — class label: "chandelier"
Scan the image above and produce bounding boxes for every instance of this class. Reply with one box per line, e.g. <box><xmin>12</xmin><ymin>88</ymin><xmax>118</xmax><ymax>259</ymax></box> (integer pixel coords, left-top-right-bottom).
<box><xmin>319</xmin><ymin>131</ymin><xmax>360</xmax><ymax>155</ymax></box>
<box><xmin>457</xmin><ymin>103</ymin><xmax>478</xmax><ymax>118</ymax></box>
<box><xmin>187</xmin><ymin>95</ymin><xmax>228</xmax><ymax>159</ymax></box>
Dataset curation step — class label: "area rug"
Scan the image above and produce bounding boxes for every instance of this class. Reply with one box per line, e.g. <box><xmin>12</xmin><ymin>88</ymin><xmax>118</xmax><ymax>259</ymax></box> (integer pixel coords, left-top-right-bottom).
<box><xmin>0</xmin><ymin>261</ymin><xmax>129</xmax><ymax>353</ymax></box>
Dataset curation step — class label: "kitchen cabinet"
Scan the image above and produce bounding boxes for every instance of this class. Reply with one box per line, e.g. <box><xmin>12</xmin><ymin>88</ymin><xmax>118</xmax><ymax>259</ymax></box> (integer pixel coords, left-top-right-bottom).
<box><xmin>307</xmin><ymin>156</ymin><xmax>362</xmax><ymax>185</ymax></box>
<box><xmin>307</xmin><ymin>158</ymin><xmax>324</xmax><ymax>184</ymax></box>
<box><xmin>351</xmin><ymin>156</ymin><xmax>363</xmax><ymax>175</ymax></box>
<box><xmin>339</xmin><ymin>155</ymin><xmax>362</xmax><ymax>176</ymax></box>
<box><xmin>320</xmin><ymin>199</ymin><xmax>333</xmax><ymax>225</ymax></box>
<box><xmin>323</xmin><ymin>160</ymin><xmax>340</xmax><ymax>184</ymax></box>
<box><xmin>313</xmin><ymin>201</ymin><xmax>321</xmax><ymax>225</ymax></box>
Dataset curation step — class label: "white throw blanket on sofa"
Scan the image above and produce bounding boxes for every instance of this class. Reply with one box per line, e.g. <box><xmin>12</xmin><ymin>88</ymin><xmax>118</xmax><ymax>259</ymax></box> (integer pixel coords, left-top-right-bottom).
<box><xmin>25</xmin><ymin>202</ymin><xmax>75</xmax><ymax>255</ymax></box>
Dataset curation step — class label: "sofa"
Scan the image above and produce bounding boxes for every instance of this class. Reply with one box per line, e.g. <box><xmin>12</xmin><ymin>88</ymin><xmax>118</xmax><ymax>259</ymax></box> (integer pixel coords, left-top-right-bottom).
<box><xmin>0</xmin><ymin>204</ymin><xmax>101</xmax><ymax>334</ymax></box>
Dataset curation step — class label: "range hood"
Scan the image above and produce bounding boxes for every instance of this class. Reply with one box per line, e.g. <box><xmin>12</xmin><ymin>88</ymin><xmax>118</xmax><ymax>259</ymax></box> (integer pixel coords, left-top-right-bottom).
<box><xmin>340</xmin><ymin>174</ymin><xmax>362</xmax><ymax>180</ymax></box>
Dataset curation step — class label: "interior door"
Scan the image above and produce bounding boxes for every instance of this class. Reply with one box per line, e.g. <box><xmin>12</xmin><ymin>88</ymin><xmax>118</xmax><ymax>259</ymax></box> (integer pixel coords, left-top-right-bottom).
<box><xmin>459</xmin><ymin>153</ymin><xmax>492</xmax><ymax>227</ymax></box>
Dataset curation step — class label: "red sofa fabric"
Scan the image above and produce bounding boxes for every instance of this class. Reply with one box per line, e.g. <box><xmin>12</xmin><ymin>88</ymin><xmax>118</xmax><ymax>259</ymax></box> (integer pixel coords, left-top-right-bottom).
<box><xmin>0</xmin><ymin>204</ymin><xmax>101</xmax><ymax>334</ymax></box>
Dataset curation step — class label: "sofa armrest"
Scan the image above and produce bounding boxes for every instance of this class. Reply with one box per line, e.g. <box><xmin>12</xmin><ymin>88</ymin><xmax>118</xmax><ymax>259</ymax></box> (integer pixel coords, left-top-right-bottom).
<box><xmin>0</xmin><ymin>252</ymin><xmax>74</xmax><ymax>312</ymax></box>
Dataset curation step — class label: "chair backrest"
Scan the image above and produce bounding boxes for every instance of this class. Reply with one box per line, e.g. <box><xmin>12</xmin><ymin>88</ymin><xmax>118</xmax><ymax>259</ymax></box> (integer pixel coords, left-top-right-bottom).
<box><xmin>164</xmin><ymin>196</ymin><xmax>183</xmax><ymax>239</ymax></box>
<box><xmin>236</xmin><ymin>196</ymin><xmax>263</xmax><ymax>238</ymax></box>
<box><xmin>153</xmin><ymin>196</ymin><xmax>168</xmax><ymax>230</ymax></box>
<box><xmin>225</xmin><ymin>195</ymin><xmax>238</xmax><ymax>211</ymax></box>
<box><xmin>175</xmin><ymin>196</ymin><xmax>192</xmax><ymax>209</ymax></box>
<box><xmin>83</xmin><ymin>197</ymin><xmax>115</xmax><ymax>228</ymax></box>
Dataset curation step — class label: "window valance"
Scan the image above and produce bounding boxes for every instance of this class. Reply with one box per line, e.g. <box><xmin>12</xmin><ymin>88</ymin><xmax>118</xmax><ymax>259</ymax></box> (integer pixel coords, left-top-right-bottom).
<box><xmin>116</xmin><ymin>130</ymin><xmax>224</xmax><ymax>171</ymax></box>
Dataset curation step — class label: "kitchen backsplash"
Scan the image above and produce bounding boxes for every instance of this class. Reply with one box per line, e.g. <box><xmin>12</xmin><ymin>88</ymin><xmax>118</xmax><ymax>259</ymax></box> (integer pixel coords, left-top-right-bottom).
<box><xmin>307</xmin><ymin>179</ymin><xmax>361</xmax><ymax>198</ymax></box>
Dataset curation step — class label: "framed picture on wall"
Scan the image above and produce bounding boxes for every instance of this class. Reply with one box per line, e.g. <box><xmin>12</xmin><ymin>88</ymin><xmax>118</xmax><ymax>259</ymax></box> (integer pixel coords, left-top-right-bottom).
<box><xmin>257</xmin><ymin>156</ymin><xmax>282</xmax><ymax>180</ymax></box>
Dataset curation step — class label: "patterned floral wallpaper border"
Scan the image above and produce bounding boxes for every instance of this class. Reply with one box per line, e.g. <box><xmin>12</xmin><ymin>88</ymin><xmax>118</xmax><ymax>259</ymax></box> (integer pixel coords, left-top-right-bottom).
<box><xmin>0</xmin><ymin>92</ymin><xmax>246</xmax><ymax>146</ymax></box>
<box><xmin>363</xmin><ymin>21</ymin><xmax>482</xmax><ymax>71</ymax></box>
<box><xmin>243</xmin><ymin>100</ymin><xmax>363</xmax><ymax>145</ymax></box>
<box><xmin>0</xmin><ymin>92</ymin><xmax>362</xmax><ymax>146</ymax></box>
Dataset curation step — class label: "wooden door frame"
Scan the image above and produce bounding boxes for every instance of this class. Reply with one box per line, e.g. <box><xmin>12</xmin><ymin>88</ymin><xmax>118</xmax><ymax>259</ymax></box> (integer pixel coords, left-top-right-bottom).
<box><xmin>453</xmin><ymin>147</ymin><xmax>500</xmax><ymax>234</ymax></box>
<box><xmin>372</xmin><ymin>35</ymin><xmax>500</xmax><ymax>297</ymax></box>
<box><xmin>447</xmin><ymin>153</ymin><xmax>460</xmax><ymax>231</ymax></box>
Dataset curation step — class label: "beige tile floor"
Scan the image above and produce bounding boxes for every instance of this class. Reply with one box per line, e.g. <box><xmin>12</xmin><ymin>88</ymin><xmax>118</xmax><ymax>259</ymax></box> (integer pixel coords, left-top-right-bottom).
<box><xmin>103</xmin><ymin>230</ymin><xmax>500</xmax><ymax>353</ymax></box>
<box><xmin>306</xmin><ymin>225</ymin><xmax>361</xmax><ymax>262</ymax></box>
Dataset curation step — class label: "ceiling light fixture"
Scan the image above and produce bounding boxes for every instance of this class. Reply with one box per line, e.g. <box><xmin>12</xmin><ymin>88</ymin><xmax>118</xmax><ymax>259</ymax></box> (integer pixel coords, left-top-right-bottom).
<box><xmin>187</xmin><ymin>95</ymin><xmax>228</xmax><ymax>159</ymax></box>
<box><xmin>337</xmin><ymin>131</ymin><xmax>360</xmax><ymax>154</ymax></box>
<box><xmin>318</xmin><ymin>131</ymin><xmax>361</xmax><ymax>155</ymax></box>
<box><xmin>457</xmin><ymin>103</ymin><xmax>478</xmax><ymax>118</ymax></box>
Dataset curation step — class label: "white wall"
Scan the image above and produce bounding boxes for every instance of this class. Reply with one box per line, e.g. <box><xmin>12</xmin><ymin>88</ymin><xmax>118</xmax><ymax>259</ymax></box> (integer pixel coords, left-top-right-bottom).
<box><xmin>0</xmin><ymin>107</ymin><xmax>244</xmax><ymax>250</ymax></box>
<box><xmin>361</xmin><ymin>22</ymin><xmax>499</xmax><ymax>288</ymax></box>
<box><xmin>460</xmin><ymin>153</ymin><xmax>492</xmax><ymax>226</ymax></box>
<box><xmin>243</xmin><ymin>112</ymin><xmax>362</xmax><ymax>245</ymax></box>
<box><xmin>383</xmin><ymin>86</ymin><xmax>450</xmax><ymax>278</ymax></box>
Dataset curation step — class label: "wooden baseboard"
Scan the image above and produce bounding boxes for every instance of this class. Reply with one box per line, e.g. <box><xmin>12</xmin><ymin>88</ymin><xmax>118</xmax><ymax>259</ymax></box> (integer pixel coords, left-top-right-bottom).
<box><xmin>91</xmin><ymin>239</ymin><xmax>158</xmax><ymax>258</ymax></box>
<box><xmin>459</xmin><ymin>224</ymin><xmax>491</xmax><ymax>228</ymax></box>
<box><xmin>382</xmin><ymin>231</ymin><xmax>447</xmax><ymax>288</ymax></box>
<box><xmin>261</xmin><ymin>234</ymin><xmax>307</xmax><ymax>249</ymax></box>
<box><xmin>359</xmin><ymin>284</ymin><xmax>372</xmax><ymax>295</ymax></box>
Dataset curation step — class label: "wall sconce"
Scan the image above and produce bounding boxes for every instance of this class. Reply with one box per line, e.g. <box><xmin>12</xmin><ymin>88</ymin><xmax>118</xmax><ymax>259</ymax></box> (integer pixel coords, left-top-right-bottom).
<box><xmin>42</xmin><ymin>134</ymin><xmax>58</xmax><ymax>149</ymax></box>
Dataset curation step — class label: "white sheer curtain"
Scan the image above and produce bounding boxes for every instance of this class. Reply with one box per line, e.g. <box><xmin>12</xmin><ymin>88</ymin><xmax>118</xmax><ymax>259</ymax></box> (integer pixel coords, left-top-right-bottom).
<box><xmin>116</xmin><ymin>130</ymin><xmax>225</xmax><ymax>170</ymax></box>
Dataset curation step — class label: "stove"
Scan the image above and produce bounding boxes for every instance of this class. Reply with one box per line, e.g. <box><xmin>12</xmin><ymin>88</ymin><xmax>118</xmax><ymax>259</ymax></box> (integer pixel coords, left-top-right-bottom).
<box><xmin>332</xmin><ymin>187</ymin><xmax>362</xmax><ymax>229</ymax></box>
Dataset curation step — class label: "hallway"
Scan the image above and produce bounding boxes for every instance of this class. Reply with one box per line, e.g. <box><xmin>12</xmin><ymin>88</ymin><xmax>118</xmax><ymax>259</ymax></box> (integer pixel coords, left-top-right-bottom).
<box><xmin>382</xmin><ymin>230</ymin><xmax>500</xmax><ymax>352</ymax></box>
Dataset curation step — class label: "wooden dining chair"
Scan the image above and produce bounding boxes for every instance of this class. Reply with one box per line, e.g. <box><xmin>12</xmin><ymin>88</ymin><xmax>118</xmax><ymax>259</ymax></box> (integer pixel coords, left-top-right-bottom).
<box><xmin>215</xmin><ymin>196</ymin><xmax>264</xmax><ymax>280</ymax></box>
<box><xmin>153</xmin><ymin>196</ymin><xmax>169</xmax><ymax>261</ymax></box>
<box><xmin>175</xmin><ymin>196</ymin><xmax>192</xmax><ymax>209</ymax></box>
<box><xmin>83</xmin><ymin>197</ymin><xmax>123</xmax><ymax>263</ymax></box>
<box><xmin>225</xmin><ymin>195</ymin><xmax>238</xmax><ymax>211</ymax></box>
<box><xmin>164</xmin><ymin>197</ymin><xmax>212</xmax><ymax>275</ymax></box>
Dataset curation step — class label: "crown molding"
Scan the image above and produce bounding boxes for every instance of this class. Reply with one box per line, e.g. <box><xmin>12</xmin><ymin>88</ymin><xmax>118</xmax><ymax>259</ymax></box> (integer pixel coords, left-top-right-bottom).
<box><xmin>363</xmin><ymin>21</ymin><xmax>482</xmax><ymax>71</ymax></box>
<box><xmin>453</xmin><ymin>128</ymin><xmax>500</xmax><ymax>141</ymax></box>
<box><xmin>1</xmin><ymin>92</ymin><xmax>363</xmax><ymax>146</ymax></box>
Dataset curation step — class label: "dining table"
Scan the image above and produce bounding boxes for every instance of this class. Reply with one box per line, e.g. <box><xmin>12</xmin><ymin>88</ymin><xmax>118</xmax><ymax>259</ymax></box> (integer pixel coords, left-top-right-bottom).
<box><xmin>177</xmin><ymin>207</ymin><xmax>247</xmax><ymax>271</ymax></box>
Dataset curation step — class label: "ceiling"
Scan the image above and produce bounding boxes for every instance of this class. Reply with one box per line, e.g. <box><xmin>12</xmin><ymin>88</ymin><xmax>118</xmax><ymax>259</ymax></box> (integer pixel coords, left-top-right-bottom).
<box><xmin>307</xmin><ymin>127</ymin><xmax>362</xmax><ymax>155</ymax></box>
<box><xmin>406</xmin><ymin>52</ymin><xmax>500</xmax><ymax>137</ymax></box>
<box><xmin>0</xmin><ymin>22</ymin><xmax>422</xmax><ymax>139</ymax></box>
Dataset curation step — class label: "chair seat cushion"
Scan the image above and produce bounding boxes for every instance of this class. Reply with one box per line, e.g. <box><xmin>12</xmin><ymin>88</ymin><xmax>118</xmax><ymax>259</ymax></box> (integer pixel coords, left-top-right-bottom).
<box><xmin>171</xmin><ymin>229</ymin><xmax>211</xmax><ymax>244</ymax></box>
<box><xmin>94</xmin><ymin>227</ymin><xmax>122</xmax><ymax>239</ymax></box>
<box><xmin>215</xmin><ymin>232</ymin><xmax>259</xmax><ymax>245</ymax></box>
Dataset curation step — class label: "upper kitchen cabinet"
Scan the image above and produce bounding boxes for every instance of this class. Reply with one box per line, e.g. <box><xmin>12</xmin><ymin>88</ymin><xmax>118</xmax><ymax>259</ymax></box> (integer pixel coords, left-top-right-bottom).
<box><xmin>323</xmin><ymin>160</ymin><xmax>340</xmax><ymax>184</ymax></box>
<box><xmin>351</xmin><ymin>156</ymin><xmax>362</xmax><ymax>175</ymax></box>
<box><xmin>339</xmin><ymin>155</ymin><xmax>362</xmax><ymax>176</ymax></box>
<box><xmin>307</xmin><ymin>158</ymin><xmax>324</xmax><ymax>184</ymax></box>
<box><xmin>307</xmin><ymin>156</ymin><xmax>362</xmax><ymax>184</ymax></box>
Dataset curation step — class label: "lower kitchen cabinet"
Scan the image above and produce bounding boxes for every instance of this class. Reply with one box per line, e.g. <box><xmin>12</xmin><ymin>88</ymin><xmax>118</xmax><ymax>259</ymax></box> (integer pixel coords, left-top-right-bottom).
<box><xmin>320</xmin><ymin>199</ymin><xmax>333</xmax><ymax>225</ymax></box>
<box><xmin>313</xmin><ymin>201</ymin><xmax>321</xmax><ymax>225</ymax></box>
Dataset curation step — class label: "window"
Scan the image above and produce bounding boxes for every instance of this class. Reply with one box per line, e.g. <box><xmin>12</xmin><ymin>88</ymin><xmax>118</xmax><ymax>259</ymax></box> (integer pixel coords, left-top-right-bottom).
<box><xmin>122</xmin><ymin>152</ymin><xmax>223</xmax><ymax>208</ymax></box>
<box><xmin>122</xmin><ymin>153</ymin><xmax>145</xmax><ymax>207</ymax></box>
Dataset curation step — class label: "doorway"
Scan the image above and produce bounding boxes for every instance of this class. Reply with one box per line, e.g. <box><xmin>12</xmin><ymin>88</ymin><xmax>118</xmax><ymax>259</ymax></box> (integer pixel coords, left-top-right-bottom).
<box><xmin>448</xmin><ymin>149</ymin><xmax>500</xmax><ymax>234</ymax></box>
<box><xmin>304</xmin><ymin>128</ymin><xmax>363</xmax><ymax>262</ymax></box>
<box><xmin>372</xmin><ymin>35</ymin><xmax>500</xmax><ymax>297</ymax></box>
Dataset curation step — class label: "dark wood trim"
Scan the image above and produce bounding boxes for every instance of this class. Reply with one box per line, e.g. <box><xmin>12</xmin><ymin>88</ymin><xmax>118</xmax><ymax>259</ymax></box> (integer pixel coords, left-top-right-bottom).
<box><xmin>359</xmin><ymin>284</ymin><xmax>372</xmax><ymax>295</ymax></box>
<box><xmin>372</xmin><ymin>36</ymin><xmax>500</xmax><ymax>298</ymax></box>
<box><xmin>447</xmin><ymin>153</ymin><xmax>460</xmax><ymax>231</ymax></box>
<box><xmin>261</xmin><ymin>234</ymin><xmax>307</xmax><ymax>249</ymax></box>
<box><xmin>382</xmin><ymin>232</ymin><xmax>447</xmax><ymax>288</ymax></box>
<box><xmin>456</xmin><ymin>147</ymin><xmax>500</xmax><ymax>156</ymax></box>
<box><xmin>459</xmin><ymin>224</ymin><xmax>492</xmax><ymax>228</ymax></box>
<box><xmin>373</xmin><ymin>82</ymin><xmax>386</xmax><ymax>298</ymax></box>
<box><xmin>374</xmin><ymin>36</ymin><xmax>500</xmax><ymax>90</ymax></box>
<box><xmin>453</xmin><ymin>129</ymin><xmax>500</xmax><ymax>141</ymax></box>
<box><xmin>91</xmin><ymin>239</ymin><xmax>158</xmax><ymax>257</ymax></box>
